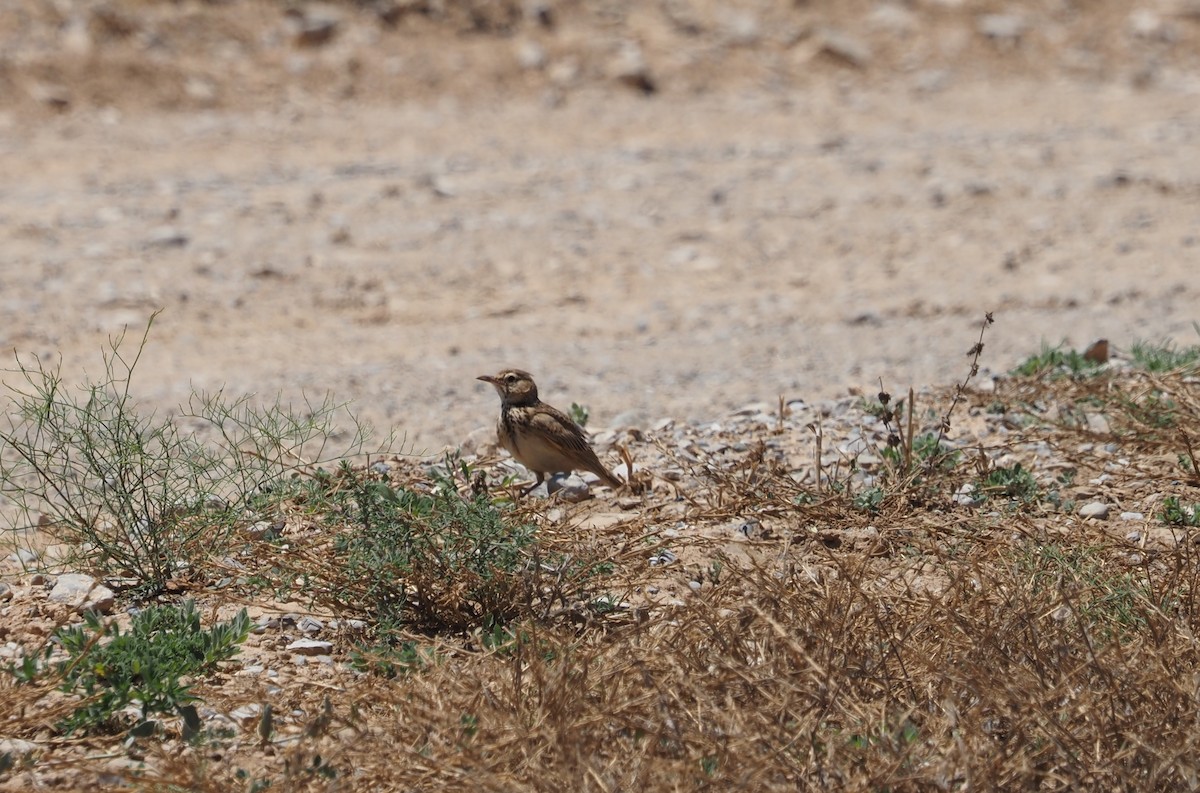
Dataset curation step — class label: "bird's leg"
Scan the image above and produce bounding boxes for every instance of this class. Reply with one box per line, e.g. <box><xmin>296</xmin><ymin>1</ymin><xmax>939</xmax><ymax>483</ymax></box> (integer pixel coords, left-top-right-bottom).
<box><xmin>520</xmin><ymin>471</ymin><xmax>546</xmax><ymax>497</ymax></box>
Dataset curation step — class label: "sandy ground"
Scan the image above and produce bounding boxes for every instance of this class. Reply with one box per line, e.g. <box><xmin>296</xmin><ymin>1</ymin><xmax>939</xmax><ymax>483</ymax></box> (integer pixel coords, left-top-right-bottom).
<box><xmin>2</xmin><ymin>1</ymin><xmax>1199</xmax><ymax>451</ymax></box>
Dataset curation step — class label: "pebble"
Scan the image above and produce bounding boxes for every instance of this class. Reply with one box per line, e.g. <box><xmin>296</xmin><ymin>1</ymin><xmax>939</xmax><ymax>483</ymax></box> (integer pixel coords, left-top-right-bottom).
<box><xmin>649</xmin><ymin>550</ymin><xmax>677</xmax><ymax>567</ymax></box>
<box><xmin>977</xmin><ymin>13</ymin><xmax>1026</xmax><ymax>42</ymax></box>
<box><xmin>0</xmin><ymin>583</ymin><xmax>12</xmax><ymax>602</ymax></box>
<box><xmin>12</xmin><ymin>548</ymin><xmax>39</xmax><ymax>565</ymax></box>
<box><xmin>286</xmin><ymin>639</ymin><xmax>333</xmax><ymax>656</ymax></box>
<box><xmin>610</xmin><ymin>41</ymin><xmax>655</xmax><ymax>94</ymax></box>
<box><xmin>549</xmin><ymin>473</ymin><xmax>590</xmax><ymax>503</ymax></box>
<box><xmin>229</xmin><ymin>704</ymin><xmax>262</xmax><ymax>726</ymax></box>
<box><xmin>297</xmin><ymin>616</ymin><xmax>324</xmax><ymax>634</ymax></box>
<box><xmin>1119</xmin><ymin>512</ymin><xmax>1144</xmax><ymax>522</ymax></box>
<box><xmin>0</xmin><ymin>738</ymin><xmax>39</xmax><ymax>756</ymax></box>
<box><xmin>818</xmin><ymin>28</ymin><xmax>872</xmax><ymax>67</ymax></box>
<box><xmin>144</xmin><ymin>226</ymin><xmax>189</xmax><ymax>248</ymax></box>
<box><xmin>48</xmin><ymin>573</ymin><xmax>115</xmax><ymax>615</ymax></box>
<box><xmin>1078</xmin><ymin>502</ymin><xmax>1110</xmax><ymax>520</ymax></box>
<box><xmin>953</xmin><ymin>483</ymin><xmax>984</xmax><ymax>507</ymax></box>
<box><xmin>515</xmin><ymin>40</ymin><xmax>546</xmax><ymax>70</ymax></box>
<box><xmin>244</xmin><ymin>520</ymin><xmax>282</xmax><ymax>541</ymax></box>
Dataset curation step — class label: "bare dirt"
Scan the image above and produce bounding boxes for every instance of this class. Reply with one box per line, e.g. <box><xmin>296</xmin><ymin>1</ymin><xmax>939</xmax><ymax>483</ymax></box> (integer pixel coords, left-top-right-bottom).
<box><xmin>3</xmin><ymin>0</ymin><xmax>1199</xmax><ymax>451</ymax></box>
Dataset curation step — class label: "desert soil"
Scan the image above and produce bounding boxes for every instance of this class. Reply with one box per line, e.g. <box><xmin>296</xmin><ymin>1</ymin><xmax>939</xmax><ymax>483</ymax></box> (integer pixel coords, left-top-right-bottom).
<box><xmin>1</xmin><ymin>0</ymin><xmax>1199</xmax><ymax>450</ymax></box>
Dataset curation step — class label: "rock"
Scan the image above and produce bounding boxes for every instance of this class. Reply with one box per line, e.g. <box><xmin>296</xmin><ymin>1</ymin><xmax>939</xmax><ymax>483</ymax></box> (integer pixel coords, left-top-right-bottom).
<box><xmin>515</xmin><ymin>39</ymin><xmax>546</xmax><ymax>70</ymax></box>
<box><xmin>28</xmin><ymin>82</ymin><xmax>70</xmax><ymax>109</ymax></box>
<box><xmin>977</xmin><ymin>13</ymin><xmax>1026</xmax><ymax>43</ymax></box>
<box><xmin>460</xmin><ymin>426</ymin><xmax>498</xmax><ymax>458</ymax></box>
<box><xmin>0</xmin><ymin>738</ymin><xmax>38</xmax><ymax>756</ymax></box>
<box><xmin>11</xmin><ymin>547</ymin><xmax>39</xmax><ymax>565</ymax></box>
<box><xmin>549</xmin><ymin>473</ymin><xmax>590</xmax><ymax>503</ymax></box>
<box><xmin>184</xmin><ymin>77</ymin><xmax>217</xmax><ymax>104</ymax></box>
<box><xmin>287</xmin><ymin>639</ymin><xmax>333</xmax><ymax>656</ymax></box>
<box><xmin>611</xmin><ymin>462</ymin><xmax>643</xmax><ymax>481</ymax></box>
<box><xmin>609</xmin><ymin>410</ymin><xmax>647</xmax><ymax>432</ymax></box>
<box><xmin>297</xmin><ymin>616</ymin><xmax>323</xmax><ymax>634</ymax></box>
<box><xmin>144</xmin><ymin>227</ymin><xmax>189</xmax><ymax>249</ymax></box>
<box><xmin>649</xmin><ymin>549</ymin><xmax>677</xmax><ymax>567</ymax></box>
<box><xmin>290</xmin><ymin>7</ymin><xmax>341</xmax><ymax>47</ymax></box>
<box><xmin>719</xmin><ymin>9</ymin><xmax>760</xmax><ymax>45</ymax></box>
<box><xmin>244</xmin><ymin>520</ymin><xmax>282</xmax><ymax>541</ymax></box>
<box><xmin>953</xmin><ymin>483</ymin><xmax>984</xmax><ymax>506</ymax></box>
<box><xmin>869</xmin><ymin>4</ymin><xmax>918</xmax><ymax>35</ymax></box>
<box><xmin>1119</xmin><ymin>511</ymin><xmax>1145</xmax><ymax>522</ymax></box>
<box><xmin>0</xmin><ymin>583</ymin><xmax>12</xmax><ymax>602</ymax></box>
<box><xmin>1083</xmin><ymin>339</ymin><xmax>1109</xmax><ymax>364</ymax></box>
<box><xmin>611</xmin><ymin>41</ymin><xmax>656</xmax><ymax>94</ymax></box>
<box><xmin>229</xmin><ymin>704</ymin><xmax>262</xmax><ymax>726</ymax></box>
<box><xmin>818</xmin><ymin>28</ymin><xmax>871</xmax><ymax>67</ymax></box>
<box><xmin>48</xmin><ymin>573</ymin><xmax>115</xmax><ymax>614</ymax></box>
<box><xmin>1078</xmin><ymin>502</ymin><xmax>1110</xmax><ymax>520</ymax></box>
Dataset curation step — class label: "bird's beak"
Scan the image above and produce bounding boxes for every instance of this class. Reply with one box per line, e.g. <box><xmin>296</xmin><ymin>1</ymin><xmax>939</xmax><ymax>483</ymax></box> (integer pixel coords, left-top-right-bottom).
<box><xmin>476</xmin><ymin>375</ymin><xmax>497</xmax><ymax>384</ymax></box>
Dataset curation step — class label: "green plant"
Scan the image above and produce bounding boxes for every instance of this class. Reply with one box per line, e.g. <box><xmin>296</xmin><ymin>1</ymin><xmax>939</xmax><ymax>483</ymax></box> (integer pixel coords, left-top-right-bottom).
<box><xmin>324</xmin><ymin>467</ymin><xmax>539</xmax><ymax>633</ymax></box>
<box><xmin>349</xmin><ymin>640</ymin><xmax>437</xmax><ymax>679</ymax></box>
<box><xmin>0</xmin><ymin>313</ymin><xmax>381</xmax><ymax>595</ymax></box>
<box><xmin>1011</xmin><ymin>342</ymin><xmax>1103</xmax><ymax>378</ymax></box>
<box><xmin>853</xmin><ymin>487</ymin><xmax>885</xmax><ymax>514</ymax></box>
<box><xmin>1019</xmin><ymin>544</ymin><xmax>1156</xmax><ymax>639</ymax></box>
<box><xmin>979</xmin><ymin>463</ymin><xmax>1039</xmax><ymax>503</ymax></box>
<box><xmin>568</xmin><ymin>402</ymin><xmax>590</xmax><ymax>428</ymax></box>
<box><xmin>881</xmin><ymin>432</ymin><xmax>959</xmax><ymax>475</ymax></box>
<box><xmin>1159</xmin><ymin>496</ymin><xmax>1200</xmax><ymax>527</ymax></box>
<box><xmin>42</xmin><ymin>600</ymin><xmax>249</xmax><ymax>735</ymax></box>
<box><xmin>1129</xmin><ymin>339</ymin><xmax>1200</xmax><ymax>373</ymax></box>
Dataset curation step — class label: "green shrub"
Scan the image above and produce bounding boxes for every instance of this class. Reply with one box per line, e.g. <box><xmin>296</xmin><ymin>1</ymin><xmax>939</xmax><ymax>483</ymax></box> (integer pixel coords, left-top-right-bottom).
<box><xmin>324</xmin><ymin>466</ymin><xmax>538</xmax><ymax>633</ymax></box>
<box><xmin>18</xmin><ymin>600</ymin><xmax>250</xmax><ymax>735</ymax></box>
<box><xmin>0</xmin><ymin>313</ymin><xmax>380</xmax><ymax>595</ymax></box>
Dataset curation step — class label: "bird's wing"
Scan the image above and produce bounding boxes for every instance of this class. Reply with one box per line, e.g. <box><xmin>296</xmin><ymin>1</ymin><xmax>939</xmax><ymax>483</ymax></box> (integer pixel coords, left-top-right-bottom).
<box><xmin>527</xmin><ymin>406</ymin><xmax>622</xmax><ymax>486</ymax></box>
<box><xmin>526</xmin><ymin>406</ymin><xmax>596</xmax><ymax>458</ymax></box>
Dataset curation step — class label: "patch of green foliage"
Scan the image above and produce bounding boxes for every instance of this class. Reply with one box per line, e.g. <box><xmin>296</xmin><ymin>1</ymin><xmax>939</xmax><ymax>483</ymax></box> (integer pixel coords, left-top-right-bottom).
<box><xmin>326</xmin><ymin>465</ymin><xmax>538</xmax><ymax>634</ymax></box>
<box><xmin>12</xmin><ymin>600</ymin><xmax>249</xmax><ymax>736</ymax></box>
<box><xmin>1011</xmin><ymin>342</ymin><xmax>1103</xmax><ymax>378</ymax></box>
<box><xmin>1159</xmin><ymin>496</ymin><xmax>1200</xmax><ymax>528</ymax></box>
<box><xmin>979</xmin><ymin>463</ymin><xmax>1039</xmax><ymax>504</ymax></box>
<box><xmin>1129</xmin><ymin>339</ymin><xmax>1200</xmax><ymax>373</ymax></box>
<box><xmin>1019</xmin><ymin>544</ymin><xmax>1159</xmax><ymax>640</ymax></box>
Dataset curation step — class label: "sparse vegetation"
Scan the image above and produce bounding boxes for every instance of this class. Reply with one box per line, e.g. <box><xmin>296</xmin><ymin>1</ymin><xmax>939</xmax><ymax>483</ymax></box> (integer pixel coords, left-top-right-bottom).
<box><xmin>979</xmin><ymin>462</ymin><xmax>1040</xmax><ymax>503</ymax></box>
<box><xmin>0</xmin><ymin>314</ymin><xmax>381</xmax><ymax>596</ymax></box>
<box><xmin>11</xmin><ymin>600</ymin><xmax>249</xmax><ymax>736</ymax></box>
<box><xmin>6</xmin><ymin>326</ymin><xmax>1200</xmax><ymax>790</ymax></box>
<box><xmin>568</xmin><ymin>402</ymin><xmax>590</xmax><ymax>428</ymax></box>
<box><xmin>1160</xmin><ymin>496</ymin><xmax>1200</xmax><ymax>527</ymax></box>
<box><xmin>1130</xmin><ymin>339</ymin><xmax>1200</xmax><ymax>373</ymax></box>
<box><xmin>1011</xmin><ymin>341</ymin><xmax>1104</xmax><ymax>378</ymax></box>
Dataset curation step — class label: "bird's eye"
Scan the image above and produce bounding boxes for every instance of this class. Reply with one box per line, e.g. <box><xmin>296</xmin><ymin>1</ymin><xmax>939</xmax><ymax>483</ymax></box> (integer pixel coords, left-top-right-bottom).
<box><xmin>505</xmin><ymin>374</ymin><xmax>518</xmax><ymax>383</ymax></box>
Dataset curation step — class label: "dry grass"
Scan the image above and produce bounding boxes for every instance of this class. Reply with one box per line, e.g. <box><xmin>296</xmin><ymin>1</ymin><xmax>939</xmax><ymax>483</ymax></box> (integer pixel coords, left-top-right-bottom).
<box><xmin>4</xmin><ymin>343</ymin><xmax>1200</xmax><ymax>791</ymax></box>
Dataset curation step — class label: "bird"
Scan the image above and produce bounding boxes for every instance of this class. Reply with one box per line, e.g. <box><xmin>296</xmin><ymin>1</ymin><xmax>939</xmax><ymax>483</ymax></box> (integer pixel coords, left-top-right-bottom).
<box><xmin>476</xmin><ymin>368</ymin><xmax>623</xmax><ymax>495</ymax></box>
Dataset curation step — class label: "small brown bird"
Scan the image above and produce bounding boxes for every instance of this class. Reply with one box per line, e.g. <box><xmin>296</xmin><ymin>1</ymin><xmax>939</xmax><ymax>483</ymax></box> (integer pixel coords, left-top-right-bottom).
<box><xmin>477</xmin><ymin>368</ymin><xmax>622</xmax><ymax>495</ymax></box>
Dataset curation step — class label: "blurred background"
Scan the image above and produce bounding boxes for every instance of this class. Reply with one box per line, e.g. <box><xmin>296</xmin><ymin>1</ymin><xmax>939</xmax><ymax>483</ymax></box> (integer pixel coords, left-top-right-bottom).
<box><xmin>1</xmin><ymin>0</ymin><xmax>1199</xmax><ymax>450</ymax></box>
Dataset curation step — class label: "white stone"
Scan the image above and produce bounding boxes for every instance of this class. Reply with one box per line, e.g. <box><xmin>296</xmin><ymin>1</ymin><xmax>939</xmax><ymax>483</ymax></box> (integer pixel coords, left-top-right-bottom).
<box><xmin>1078</xmin><ymin>502</ymin><xmax>1110</xmax><ymax>520</ymax></box>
